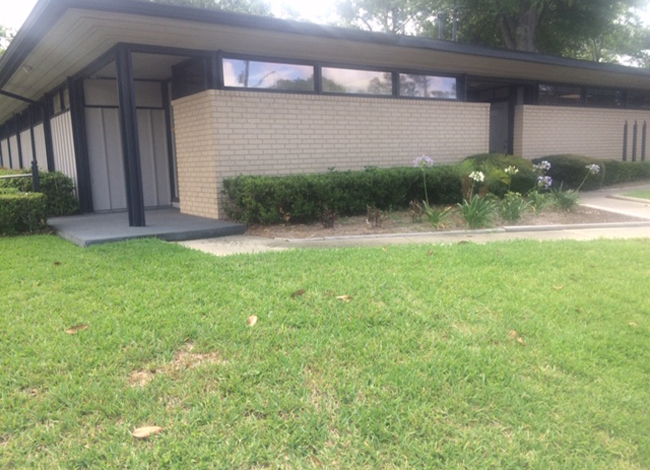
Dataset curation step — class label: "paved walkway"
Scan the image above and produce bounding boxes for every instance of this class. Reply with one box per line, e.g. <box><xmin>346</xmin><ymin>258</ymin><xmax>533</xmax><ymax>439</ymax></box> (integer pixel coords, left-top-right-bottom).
<box><xmin>179</xmin><ymin>183</ymin><xmax>650</xmax><ymax>256</ymax></box>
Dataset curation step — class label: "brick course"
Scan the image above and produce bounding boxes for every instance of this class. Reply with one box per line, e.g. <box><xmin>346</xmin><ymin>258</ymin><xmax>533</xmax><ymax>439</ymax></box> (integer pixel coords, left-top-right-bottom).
<box><xmin>173</xmin><ymin>89</ymin><xmax>490</xmax><ymax>218</ymax></box>
<box><xmin>514</xmin><ymin>105</ymin><xmax>650</xmax><ymax>160</ymax></box>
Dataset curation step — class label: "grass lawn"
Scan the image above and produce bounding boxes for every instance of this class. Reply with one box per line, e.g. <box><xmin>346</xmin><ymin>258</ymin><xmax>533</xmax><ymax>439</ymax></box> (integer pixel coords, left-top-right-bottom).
<box><xmin>623</xmin><ymin>190</ymin><xmax>650</xmax><ymax>200</ymax></box>
<box><xmin>1</xmin><ymin>236</ymin><xmax>649</xmax><ymax>469</ymax></box>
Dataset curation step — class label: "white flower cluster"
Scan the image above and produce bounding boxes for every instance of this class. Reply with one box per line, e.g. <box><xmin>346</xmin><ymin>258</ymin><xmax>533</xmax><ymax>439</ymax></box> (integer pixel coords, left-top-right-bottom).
<box><xmin>504</xmin><ymin>166</ymin><xmax>519</xmax><ymax>175</ymax></box>
<box><xmin>586</xmin><ymin>164</ymin><xmax>600</xmax><ymax>175</ymax></box>
<box><xmin>533</xmin><ymin>161</ymin><xmax>552</xmax><ymax>172</ymax></box>
<box><xmin>469</xmin><ymin>171</ymin><xmax>485</xmax><ymax>183</ymax></box>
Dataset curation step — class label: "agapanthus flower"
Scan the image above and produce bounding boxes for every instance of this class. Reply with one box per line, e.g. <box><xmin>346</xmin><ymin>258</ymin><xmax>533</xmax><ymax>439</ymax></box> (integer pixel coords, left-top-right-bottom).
<box><xmin>504</xmin><ymin>166</ymin><xmax>519</xmax><ymax>175</ymax></box>
<box><xmin>469</xmin><ymin>171</ymin><xmax>485</xmax><ymax>183</ymax></box>
<box><xmin>586</xmin><ymin>164</ymin><xmax>600</xmax><ymax>175</ymax></box>
<box><xmin>533</xmin><ymin>161</ymin><xmax>552</xmax><ymax>172</ymax></box>
<box><xmin>413</xmin><ymin>155</ymin><xmax>434</xmax><ymax>168</ymax></box>
<box><xmin>537</xmin><ymin>175</ymin><xmax>553</xmax><ymax>189</ymax></box>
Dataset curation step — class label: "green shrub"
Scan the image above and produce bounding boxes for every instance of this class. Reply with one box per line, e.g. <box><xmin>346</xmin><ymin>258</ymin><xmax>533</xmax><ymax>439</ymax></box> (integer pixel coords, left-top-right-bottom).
<box><xmin>531</xmin><ymin>155</ymin><xmax>605</xmax><ymax>191</ymax></box>
<box><xmin>0</xmin><ymin>192</ymin><xmax>47</xmax><ymax>235</ymax></box>
<box><xmin>464</xmin><ymin>154</ymin><xmax>537</xmax><ymax>196</ymax></box>
<box><xmin>0</xmin><ymin>171</ymin><xmax>77</xmax><ymax>216</ymax></box>
<box><xmin>223</xmin><ymin>166</ymin><xmax>464</xmax><ymax>224</ymax></box>
<box><xmin>499</xmin><ymin>191</ymin><xmax>530</xmax><ymax>222</ymax></box>
<box><xmin>601</xmin><ymin>160</ymin><xmax>650</xmax><ymax>186</ymax></box>
<box><xmin>458</xmin><ymin>194</ymin><xmax>496</xmax><ymax>229</ymax></box>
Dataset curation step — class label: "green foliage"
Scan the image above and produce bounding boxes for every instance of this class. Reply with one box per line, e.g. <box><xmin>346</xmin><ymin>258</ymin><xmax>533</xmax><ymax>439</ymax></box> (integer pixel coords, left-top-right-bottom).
<box><xmin>526</xmin><ymin>189</ymin><xmax>549</xmax><ymax>212</ymax></box>
<box><xmin>0</xmin><ymin>192</ymin><xmax>47</xmax><ymax>235</ymax></box>
<box><xmin>223</xmin><ymin>166</ymin><xmax>463</xmax><ymax>224</ymax></box>
<box><xmin>601</xmin><ymin>160</ymin><xmax>650</xmax><ymax>186</ymax></box>
<box><xmin>550</xmin><ymin>187</ymin><xmax>581</xmax><ymax>211</ymax></box>
<box><xmin>458</xmin><ymin>194</ymin><xmax>495</xmax><ymax>229</ymax></box>
<box><xmin>464</xmin><ymin>153</ymin><xmax>537</xmax><ymax>196</ymax></box>
<box><xmin>421</xmin><ymin>200</ymin><xmax>451</xmax><ymax>230</ymax></box>
<box><xmin>532</xmin><ymin>155</ymin><xmax>605</xmax><ymax>191</ymax></box>
<box><xmin>0</xmin><ymin>171</ymin><xmax>78</xmax><ymax>216</ymax></box>
<box><xmin>499</xmin><ymin>191</ymin><xmax>530</xmax><ymax>222</ymax></box>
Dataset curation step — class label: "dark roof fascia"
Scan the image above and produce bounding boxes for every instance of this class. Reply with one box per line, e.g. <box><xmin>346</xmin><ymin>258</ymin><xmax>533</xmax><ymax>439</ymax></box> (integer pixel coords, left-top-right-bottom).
<box><xmin>1</xmin><ymin>0</ymin><xmax>650</xmax><ymax>93</ymax></box>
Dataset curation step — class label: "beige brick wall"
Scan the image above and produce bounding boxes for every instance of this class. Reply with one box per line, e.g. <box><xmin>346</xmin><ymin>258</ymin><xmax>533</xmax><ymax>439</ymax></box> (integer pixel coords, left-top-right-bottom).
<box><xmin>172</xmin><ymin>93</ymin><xmax>221</xmax><ymax>218</ymax></box>
<box><xmin>514</xmin><ymin>105</ymin><xmax>650</xmax><ymax>160</ymax></box>
<box><xmin>173</xmin><ymin>89</ymin><xmax>490</xmax><ymax>218</ymax></box>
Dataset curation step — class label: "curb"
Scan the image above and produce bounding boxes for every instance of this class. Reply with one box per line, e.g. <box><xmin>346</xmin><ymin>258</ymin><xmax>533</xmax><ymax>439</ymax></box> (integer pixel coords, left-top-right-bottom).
<box><xmin>278</xmin><ymin>221</ymin><xmax>650</xmax><ymax>243</ymax></box>
<box><xmin>606</xmin><ymin>194</ymin><xmax>650</xmax><ymax>205</ymax></box>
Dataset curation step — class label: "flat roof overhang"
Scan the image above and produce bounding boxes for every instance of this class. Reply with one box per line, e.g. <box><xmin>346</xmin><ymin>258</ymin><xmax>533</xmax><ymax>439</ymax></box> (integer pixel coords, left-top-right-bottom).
<box><xmin>1</xmin><ymin>0</ymin><xmax>650</xmax><ymax>123</ymax></box>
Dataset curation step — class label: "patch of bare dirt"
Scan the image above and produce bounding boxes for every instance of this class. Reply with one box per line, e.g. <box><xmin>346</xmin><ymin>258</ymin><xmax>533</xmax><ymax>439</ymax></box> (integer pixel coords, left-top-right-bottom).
<box><xmin>128</xmin><ymin>343</ymin><xmax>226</xmax><ymax>388</ymax></box>
<box><xmin>247</xmin><ymin>206</ymin><xmax>641</xmax><ymax>240</ymax></box>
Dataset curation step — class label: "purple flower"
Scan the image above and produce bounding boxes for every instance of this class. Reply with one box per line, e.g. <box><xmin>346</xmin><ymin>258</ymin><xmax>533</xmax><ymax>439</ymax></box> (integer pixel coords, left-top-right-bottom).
<box><xmin>537</xmin><ymin>175</ymin><xmax>553</xmax><ymax>189</ymax></box>
<box><xmin>586</xmin><ymin>164</ymin><xmax>600</xmax><ymax>175</ymax></box>
<box><xmin>413</xmin><ymin>155</ymin><xmax>434</xmax><ymax>168</ymax></box>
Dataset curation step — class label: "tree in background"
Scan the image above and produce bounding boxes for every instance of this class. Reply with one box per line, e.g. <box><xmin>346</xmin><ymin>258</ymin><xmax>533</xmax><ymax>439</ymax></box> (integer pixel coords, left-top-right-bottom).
<box><xmin>0</xmin><ymin>25</ymin><xmax>15</xmax><ymax>57</ymax></box>
<box><xmin>336</xmin><ymin>0</ymin><xmax>650</xmax><ymax>64</ymax></box>
<box><xmin>148</xmin><ymin>0</ymin><xmax>271</xmax><ymax>15</ymax></box>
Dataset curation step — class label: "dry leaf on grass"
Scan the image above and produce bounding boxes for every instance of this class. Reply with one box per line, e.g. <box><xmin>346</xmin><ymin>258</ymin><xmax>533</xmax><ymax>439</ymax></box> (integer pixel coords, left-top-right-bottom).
<box><xmin>65</xmin><ymin>324</ymin><xmax>89</xmax><ymax>335</ymax></box>
<box><xmin>382</xmin><ymin>247</ymin><xmax>388</xmax><ymax>252</ymax></box>
<box><xmin>552</xmin><ymin>285</ymin><xmax>565</xmax><ymax>291</ymax></box>
<box><xmin>427</xmin><ymin>251</ymin><xmax>434</xmax><ymax>256</ymax></box>
<box><xmin>132</xmin><ymin>426</ymin><xmax>164</xmax><ymax>439</ymax></box>
<box><xmin>247</xmin><ymin>315</ymin><xmax>258</xmax><ymax>327</ymax></box>
<box><xmin>53</xmin><ymin>261</ymin><xmax>61</xmax><ymax>266</ymax></box>
<box><xmin>336</xmin><ymin>295</ymin><xmax>353</xmax><ymax>302</ymax></box>
<box><xmin>508</xmin><ymin>330</ymin><xmax>525</xmax><ymax>345</ymax></box>
<box><xmin>291</xmin><ymin>289</ymin><xmax>306</xmax><ymax>298</ymax></box>
<box><xmin>628</xmin><ymin>322</ymin><xmax>639</xmax><ymax>327</ymax></box>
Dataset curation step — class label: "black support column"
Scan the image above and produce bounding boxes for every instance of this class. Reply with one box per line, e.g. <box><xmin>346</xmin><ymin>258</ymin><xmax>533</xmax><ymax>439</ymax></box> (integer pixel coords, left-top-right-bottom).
<box><xmin>115</xmin><ymin>46</ymin><xmax>145</xmax><ymax>227</ymax></box>
<box><xmin>68</xmin><ymin>78</ymin><xmax>94</xmax><ymax>213</ymax></box>
<box><xmin>42</xmin><ymin>97</ymin><xmax>55</xmax><ymax>172</ymax></box>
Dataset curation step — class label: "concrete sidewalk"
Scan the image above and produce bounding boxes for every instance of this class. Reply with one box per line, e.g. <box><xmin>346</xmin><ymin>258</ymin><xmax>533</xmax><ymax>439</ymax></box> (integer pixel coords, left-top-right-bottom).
<box><xmin>179</xmin><ymin>183</ymin><xmax>650</xmax><ymax>257</ymax></box>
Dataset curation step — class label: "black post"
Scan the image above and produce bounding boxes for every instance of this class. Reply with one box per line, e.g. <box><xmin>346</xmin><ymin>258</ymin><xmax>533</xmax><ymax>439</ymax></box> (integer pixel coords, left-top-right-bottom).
<box><xmin>31</xmin><ymin>160</ymin><xmax>40</xmax><ymax>192</ymax></box>
<box><xmin>42</xmin><ymin>97</ymin><xmax>55</xmax><ymax>172</ymax></box>
<box><xmin>623</xmin><ymin>121</ymin><xmax>628</xmax><ymax>161</ymax></box>
<box><xmin>28</xmin><ymin>107</ymin><xmax>40</xmax><ymax>191</ymax></box>
<box><xmin>632</xmin><ymin>120</ymin><xmax>638</xmax><ymax>162</ymax></box>
<box><xmin>14</xmin><ymin>117</ymin><xmax>24</xmax><ymax>169</ymax></box>
<box><xmin>115</xmin><ymin>46</ymin><xmax>146</xmax><ymax>227</ymax></box>
<box><xmin>68</xmin><ymin>78</ymin><xmax>94</xmax><ymax>213</ymax></box>
<box><xmin>162</xmin><ymin>81</ymin><xmax>177</xmax><ymax>202</ymax></box>
<box><xmin>6</xmin><ymin>123</ymin><xmax>13</xmax><ymax>168</ymax></box>
<box><xmin>0</xmin><ymin>125</ymin><xmax>4</xmax><ymax>168</ymax></box>
<box><xmin>642</xmin><ymin>121</ymin><xmax>647</xmax><ymax>163</ymax></box>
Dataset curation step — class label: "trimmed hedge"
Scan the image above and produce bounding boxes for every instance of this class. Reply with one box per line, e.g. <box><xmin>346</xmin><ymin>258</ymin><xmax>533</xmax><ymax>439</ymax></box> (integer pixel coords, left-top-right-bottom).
<box><xmin>223</xmin><ymin>166</ymin><xmax>464</xmax><ymax>224</ymax></box>
<box><xmin>531</xmin><ymin>155</ymin><xmax>605</xmax><ymax>190</ymax></box>
<box><xmin>0</xmin><ymin>192</ymin><xmax>47</xmax><ymax>235</ymax></box>
<box><xmin>601</xmin><ymin>160</ymin><xmax>650</xmax><ymax>186</ymax></box>
<box><xmin>0</xmin><ymin>171</ymin><xmax>77</xmax><ymax>216</ymax></box>
<box><xmin>464</xmin><ymin>154</ymin><xmax>537</xmax><ymax>196</ymax></box>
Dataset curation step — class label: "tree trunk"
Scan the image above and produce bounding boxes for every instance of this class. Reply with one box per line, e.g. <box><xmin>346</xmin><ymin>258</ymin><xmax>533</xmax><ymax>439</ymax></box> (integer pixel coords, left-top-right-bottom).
<box><xmin>497</xmin><ymin>0</ymin><xmax>544</xmax><ymax>52</ymax></box>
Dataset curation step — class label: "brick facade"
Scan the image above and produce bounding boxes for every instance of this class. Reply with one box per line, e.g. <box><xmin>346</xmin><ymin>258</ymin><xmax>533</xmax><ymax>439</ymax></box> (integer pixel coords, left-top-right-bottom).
<box><xmin>173</xmin><ymin>89</ymin><xmax>490</xmax><ymax>218</ymax></box>
<box><xmin>514</xmin><ymin>105</ymin><xmax>650</xmax><ymax>160</ymax></box>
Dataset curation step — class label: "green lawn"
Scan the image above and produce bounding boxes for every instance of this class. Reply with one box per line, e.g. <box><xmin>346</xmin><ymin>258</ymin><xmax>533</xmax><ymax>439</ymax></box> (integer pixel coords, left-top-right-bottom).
<box><xmin>1</xmin><ymin>236</ymin><xmax>649</xmax><ymax>469</ymax></box>
<box><xmin>623</xmin><ymin>190</ymin><xmax>650</xmax><ymax>200</ymax></box>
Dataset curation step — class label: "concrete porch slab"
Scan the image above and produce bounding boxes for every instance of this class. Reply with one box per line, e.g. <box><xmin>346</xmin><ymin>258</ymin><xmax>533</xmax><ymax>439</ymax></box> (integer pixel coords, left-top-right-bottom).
<box><xmin>48</xmin><ymin>208</ymin><xmax>247</xmax><ymax>247</ymax></box>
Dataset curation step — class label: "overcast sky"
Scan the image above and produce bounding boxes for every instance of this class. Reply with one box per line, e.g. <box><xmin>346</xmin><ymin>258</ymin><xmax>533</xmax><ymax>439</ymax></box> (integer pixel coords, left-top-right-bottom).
<box><xmin>1</xmin><ymin>0</ymin><xmax>649</xmax><ymax>34</ymax></box>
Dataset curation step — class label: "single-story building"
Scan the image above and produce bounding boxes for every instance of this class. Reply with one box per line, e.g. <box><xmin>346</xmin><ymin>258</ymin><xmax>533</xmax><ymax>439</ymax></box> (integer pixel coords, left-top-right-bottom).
<box><xmin>0</xmin><ymin>0</ymin><xmax>649</xmax><ymax>226</ymax></box>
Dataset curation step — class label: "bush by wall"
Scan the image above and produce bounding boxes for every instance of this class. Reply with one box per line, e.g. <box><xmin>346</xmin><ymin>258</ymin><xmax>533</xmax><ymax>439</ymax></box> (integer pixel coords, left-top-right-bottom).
<box><xmin>0</xmin><ymin>192</ymin><xmax>47</xmax><ymax>235</ymax></box>
<box><xmin>0</xmin><ymin>171</ymin><xmax>77</xmax><ymax>216</ymax></box>
<box><xmin>464</xmin><ymin>154</ymin><xmax>537</xmax><ymax>196</ymax></box>
<box><xmin>601</xmin><ymin>160</ymin><xmax>650</xmax><ymax>186</ymax></box>
<box><xmin>531</xmin><ymin>155</ymin><xmax>605</xmax><ymax>190</ymax></box>
<box><xmin>223</xmin><ymin>166</ymin><xmax>464</xmax><ymax>224</ymax></box>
